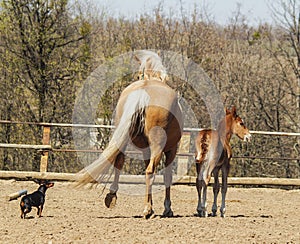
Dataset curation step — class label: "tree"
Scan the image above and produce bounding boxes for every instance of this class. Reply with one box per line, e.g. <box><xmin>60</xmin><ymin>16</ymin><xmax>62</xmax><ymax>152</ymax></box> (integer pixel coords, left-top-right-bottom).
<box><xmin>0</xmin><ymin>0</ymin><xmax>93</xmax><ymax>123</ymax></box>
<box><xmin>0</xmin><ymin>0</ymin><xmax>93</xmax><ymax>171</ymax></box>
<box><xmin>269</xmin><ymin>0</ymin><xmax>299</xmax><ymax>130</ymax></box>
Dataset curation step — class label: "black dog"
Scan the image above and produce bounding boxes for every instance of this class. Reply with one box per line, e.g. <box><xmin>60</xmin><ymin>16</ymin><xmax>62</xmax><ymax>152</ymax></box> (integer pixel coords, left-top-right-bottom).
<box><xmin>20</xmin><ymin>179</ymin><xmax>54</xmax><ymax>219</ymax></box>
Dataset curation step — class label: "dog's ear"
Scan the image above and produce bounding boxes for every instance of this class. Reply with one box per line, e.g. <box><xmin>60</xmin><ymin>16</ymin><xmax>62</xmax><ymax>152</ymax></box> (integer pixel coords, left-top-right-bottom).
<box><xmin>47</xmin><ymin>182</ymin><xmax>54</xmax><ymax>188</ymax></box>
<box><xmin>33</xmin><ymin>179</ymin><xmax>41</xmax><ymax>184</ymax></box>
<box><xmin>33</xmin><ymin>179</ymin><xmax>49</xmax><ymax>185</ymax></box>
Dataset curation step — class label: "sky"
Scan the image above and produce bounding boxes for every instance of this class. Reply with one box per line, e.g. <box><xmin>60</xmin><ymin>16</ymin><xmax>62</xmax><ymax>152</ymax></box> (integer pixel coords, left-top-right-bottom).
<box><xmin>96</xmin><ymin>0</ymin><xmax>274</xmax><ymax>26</ymax></box>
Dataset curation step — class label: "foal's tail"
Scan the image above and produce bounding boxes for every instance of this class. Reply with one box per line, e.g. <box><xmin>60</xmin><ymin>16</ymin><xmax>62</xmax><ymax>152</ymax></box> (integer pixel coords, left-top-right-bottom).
<box><xmin>195</xmin><ymin>131</ymin><xmax>209</xmax><ymax>163</ymax></box>
<box><xmin>75</xmin><ymin>89</ymin><xmax>150</xmax><ymax>186</ymax></box>
<box><xmin>195</xmin><ymin>130</ymin><xmax>211</xmax><ymax>184</ymax></box>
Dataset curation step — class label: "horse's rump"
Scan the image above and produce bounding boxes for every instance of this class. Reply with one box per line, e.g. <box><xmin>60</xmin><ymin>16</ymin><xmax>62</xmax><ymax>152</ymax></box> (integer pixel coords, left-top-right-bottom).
<box><xmin>76</xmin><ymin>79</ymin><xmax>182</xmax><ymax>186</ymax></box>
<box><xmin>118</xmin><ymin>79</ymin><xmax>182</xmax><ymax>148</ymax></box>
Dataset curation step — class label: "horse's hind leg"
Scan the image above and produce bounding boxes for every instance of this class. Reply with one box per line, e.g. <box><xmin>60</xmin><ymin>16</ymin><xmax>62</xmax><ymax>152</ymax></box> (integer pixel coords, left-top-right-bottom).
<box><xmin>143</xmin><ymin>126</ymin><xmax>166</xmax><ymax>219</ymax></box>
<box><xmin>105</xmin><ymin>152</ymin><xmax>124</xmax><ymax>208</ymax></box>
<box><xmin>162</xmin><ymin>147</ymin><xmax>177</xmax><ymax>217</ymax></box>
<box><xmin>212</xmin><ymin>167</ymin><xmax>220</xmax><ymax>217</ymax></box>
<box><xmin>144</xmin><ymin>152</ymin><xmax>162</xmax><ymax>219</ymax></box>
<box><xmin>220</xmin><ymin>159</ymin><xmax>230</xmax><ymax>217</ymax></box>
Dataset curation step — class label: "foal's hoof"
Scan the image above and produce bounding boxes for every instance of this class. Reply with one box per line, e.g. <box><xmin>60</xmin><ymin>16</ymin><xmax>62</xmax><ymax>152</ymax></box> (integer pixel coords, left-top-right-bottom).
<box><xmin>220</xmin><ymin>208</ymin><xmax>226</xmax><ymax>218</ymax></box>
<box><xmin>104</xmin><ymin>192</ymin><xmax>117</xmax><ymax>208</ymax></box>
<box><xmin>197</xmin><ymin>210</ymin><xmax>208</xmax><ymax>218</ymax></box>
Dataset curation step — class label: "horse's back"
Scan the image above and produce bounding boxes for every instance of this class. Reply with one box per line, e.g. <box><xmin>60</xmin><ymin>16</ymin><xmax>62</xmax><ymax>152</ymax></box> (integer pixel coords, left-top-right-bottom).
<box><xmin>116</xmin><ymin>79</ymin><xmax>178</xmax><ymax>117</ymax></box>
<box><xmin>121</xmin><ymin>79</ymin><xmax>177</xmax><ymax>102</ymax></box>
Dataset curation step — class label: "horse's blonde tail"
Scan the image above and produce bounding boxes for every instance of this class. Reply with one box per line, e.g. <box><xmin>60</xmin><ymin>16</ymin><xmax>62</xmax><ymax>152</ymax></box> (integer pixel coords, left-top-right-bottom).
<box><xmin>75</xmin><ymin>89</ymin><xmax>150</xmax><ymax>187</ymax></box>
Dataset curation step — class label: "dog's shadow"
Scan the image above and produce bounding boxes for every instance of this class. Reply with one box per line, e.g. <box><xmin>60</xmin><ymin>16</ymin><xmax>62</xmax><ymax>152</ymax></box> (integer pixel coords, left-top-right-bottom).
<box><xmin>23</xmin><ymin>215</ymin><xmax>54</xmax><ymax>219</ymax></box>
<box><xmin>25</xmin><ymin>216</ymin><xmax>35</xmax><ymax>219</ymax></box>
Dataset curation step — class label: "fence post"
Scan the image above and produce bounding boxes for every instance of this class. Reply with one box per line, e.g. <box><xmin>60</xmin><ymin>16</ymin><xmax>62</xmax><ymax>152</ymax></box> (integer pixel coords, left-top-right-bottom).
<box><xmin>40</xmin><ymin>126</ymin><xmax>51</xmax><ymax>172</ymax></box>
<box><xmin>177</xmin><ymin>132</ymin><xmax>191</xmax><ymax>176</ymax></box>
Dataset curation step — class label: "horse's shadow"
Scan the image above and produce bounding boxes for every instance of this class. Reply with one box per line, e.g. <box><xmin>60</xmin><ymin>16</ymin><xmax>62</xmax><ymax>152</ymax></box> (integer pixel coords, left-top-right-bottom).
<box><xmin>96</xmin><ymin>214</ymin><xmax>190</xmax><ymax>219</ymax></box>
<box><xmin>230</xmin><ymin>214</ymin><xmax>272</xmax><ymax>218</ymax></box>
<box><xmin>96</xmin><ymin>213</ymin><xmax>272</xmax><ymax>219</ymax></box>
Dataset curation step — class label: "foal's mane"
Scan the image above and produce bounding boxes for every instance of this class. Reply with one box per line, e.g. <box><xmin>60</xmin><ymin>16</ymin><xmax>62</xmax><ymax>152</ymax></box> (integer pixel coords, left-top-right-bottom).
<box><xmin>134</xmin><ymin>50</ymin><xmax>168</xmax><ymax>82</ymax></box>
<box><xmin>217</xmin><ymin>107</ymin><xmax>236</xmax><ymax>137</ymax></box>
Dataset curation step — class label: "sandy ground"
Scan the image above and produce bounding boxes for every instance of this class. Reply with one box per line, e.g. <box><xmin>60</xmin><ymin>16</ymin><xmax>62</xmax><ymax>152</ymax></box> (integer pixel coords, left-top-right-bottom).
<box><xmin>1</xmin><ymin>179</ymin><xmax>300</xmax><ymax>244</ymax></box>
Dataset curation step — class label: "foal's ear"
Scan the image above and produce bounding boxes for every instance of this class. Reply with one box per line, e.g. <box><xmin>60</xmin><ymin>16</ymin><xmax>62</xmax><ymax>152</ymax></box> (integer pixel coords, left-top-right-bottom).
<box><xmin>225</xmin><ymin>108</ymin><xmax>231</xmax><ymax>114</ymax></box>
<box><xmin>231</xmin><ymin>106</ymin><xmax>237</xmax><ymax>118</ymax></box>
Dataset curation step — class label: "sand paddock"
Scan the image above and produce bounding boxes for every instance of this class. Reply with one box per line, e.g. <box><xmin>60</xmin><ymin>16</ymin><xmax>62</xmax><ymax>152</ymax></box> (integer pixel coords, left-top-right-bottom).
<box><xmin>1</xmin><ymin>179</ymin><xmax>299</xmax><ymax>243</ymax></box>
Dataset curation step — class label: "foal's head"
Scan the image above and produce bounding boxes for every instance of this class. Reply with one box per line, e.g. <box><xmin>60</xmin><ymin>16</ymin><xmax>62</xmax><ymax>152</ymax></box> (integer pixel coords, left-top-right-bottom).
<box><xmin>225</xmin><ymin>106</ymin><xmax>251</xmax><ymax>142</ymax></box>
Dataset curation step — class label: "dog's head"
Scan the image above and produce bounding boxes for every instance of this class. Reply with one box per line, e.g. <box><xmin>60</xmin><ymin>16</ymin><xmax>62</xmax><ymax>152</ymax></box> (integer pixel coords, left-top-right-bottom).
<box><xmin>33</xmin><ymin>179</ymin><xmax>54</xmax><ymax>188</ymax></box>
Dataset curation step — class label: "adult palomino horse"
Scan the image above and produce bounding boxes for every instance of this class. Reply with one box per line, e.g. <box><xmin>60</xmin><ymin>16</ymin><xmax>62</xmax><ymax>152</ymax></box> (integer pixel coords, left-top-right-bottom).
<box><xmin>76</xmin><ymin>51</ymin><xmax>183</xmax><ymax>219</ymax></box>
<box><xmin>195</xmin><ymin>106</ymin><xmax>251</xmax><ymax>217</ymax></box>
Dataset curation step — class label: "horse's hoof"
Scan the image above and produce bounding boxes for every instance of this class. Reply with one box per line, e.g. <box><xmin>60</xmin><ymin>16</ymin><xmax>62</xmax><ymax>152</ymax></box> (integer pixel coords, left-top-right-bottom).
<box><xmin>162</xmin><ymin>209</ymin><xmax>173</xmax><ymax>217</ymax></box>
<box><xmin>211</xmin><ymin>211</ymin><xmax>217</xmax><ymax>217</ymax></box>
<box><xmin>143</xmin><ymin>209</ymin><xmax>154</xmax><ymax>219</ymax></box>
<box><xmin>104</xmin><ymin>192</ymin><xmax>117</xmax><ymax>208</ymax></box>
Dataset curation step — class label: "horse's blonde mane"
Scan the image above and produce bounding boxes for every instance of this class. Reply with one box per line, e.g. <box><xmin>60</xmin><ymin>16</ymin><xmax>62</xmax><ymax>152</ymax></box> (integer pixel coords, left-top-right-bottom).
<box><xmin>134</xmin><ymin>50</ymin><xmax>168</xmax><ymax>82</ymax></box>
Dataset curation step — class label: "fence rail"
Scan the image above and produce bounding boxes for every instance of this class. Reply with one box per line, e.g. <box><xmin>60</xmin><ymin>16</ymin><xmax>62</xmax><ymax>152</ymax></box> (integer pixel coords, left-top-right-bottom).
<box><xmin>1</xmin><ymin>120</ymin><xmax>300</xmax><ymax>136</ymax></box>
<box><xmin>0</xmin><ymin>143</ymin><xmax>51</xmax><ymax>150</ymax></box>
<box><xmin>0</xmin><ymin>120</ymin><xmax>299</xmax><ymax>186</ymax></box>
<box><xmin>1</xmin><ymin>170</ymin><xmax>300</xmax><ymax>186</ymax></box>
<box><xmin>0</xmin><ymin>144</ymin><xmax>298</xmax><ymax>161</ymax></box>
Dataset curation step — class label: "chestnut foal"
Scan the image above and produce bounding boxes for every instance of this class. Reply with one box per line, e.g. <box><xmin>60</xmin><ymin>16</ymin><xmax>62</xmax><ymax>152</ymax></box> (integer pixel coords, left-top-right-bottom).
<box><xmin>195</xmin><ymin>106</ymin><xmax>251</xmax><ymax>217</ymax></box>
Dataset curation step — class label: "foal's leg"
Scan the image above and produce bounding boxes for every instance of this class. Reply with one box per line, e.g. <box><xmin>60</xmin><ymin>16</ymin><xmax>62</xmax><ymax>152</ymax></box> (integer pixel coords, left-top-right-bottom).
<box><xmin>105</xmin><ymin>152</ymin><xmax>124</xmax><ymax>208</ymax></box>
<box><xmin>202</xmin><ymin>181</ymin><xmax>208</xmax><ymax>217</ymax></box>
<box><xmin>162</xmin><ymin>147</ymin><xmax>177</xmax><ymax>217</ymax></box>
<box><xmin>212</xmin><ymin>167</ymin><xmax>220</xmax><ymax>217</ymax></box>
<box><xmin>196</xmin><ymin>163</ymin><xmax>202</xmax><ymax>216</ymax></box>
<box><xmin>196</xmin><ymin>163</ymin><xmax>208</xmax><ymax>217</ymax></box>
<box><xmin>220</xmin><ymin>159</ymin><xmax>230</xmax><ymax>217</ymax></box>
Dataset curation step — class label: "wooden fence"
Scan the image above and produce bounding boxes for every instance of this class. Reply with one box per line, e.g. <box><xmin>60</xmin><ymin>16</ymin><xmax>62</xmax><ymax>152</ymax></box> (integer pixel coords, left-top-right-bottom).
<box><xmin>0</xmin><ymin>120</ymin><xmax>300</xmax><ymax>186</ymax></box>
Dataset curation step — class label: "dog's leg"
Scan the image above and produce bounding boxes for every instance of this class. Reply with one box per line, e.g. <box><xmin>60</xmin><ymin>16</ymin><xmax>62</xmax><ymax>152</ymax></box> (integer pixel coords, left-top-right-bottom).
<box><xmin>39</xmin><ymin>205</ymin><xmax>43</xmax><ymax>217</ymax></box>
